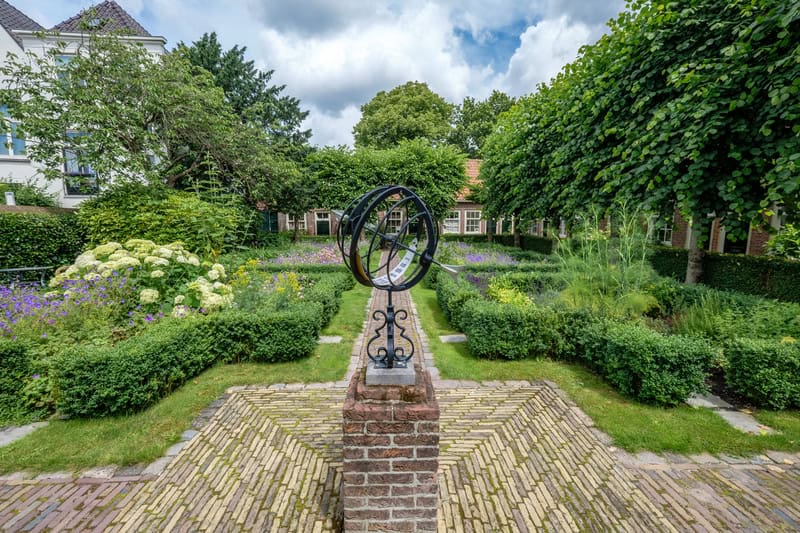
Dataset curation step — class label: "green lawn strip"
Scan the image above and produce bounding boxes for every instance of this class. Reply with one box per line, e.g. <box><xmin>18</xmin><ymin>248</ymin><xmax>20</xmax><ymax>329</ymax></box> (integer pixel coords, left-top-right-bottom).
<box><xmin>411</xmin><ymin>285</ymin><xmax>800</xmax><ymax>456</ymax></box>
<box><xmin>0</xmin><ymin>284</ymin><xmax>371</xmax><ymax>474</ymax></box>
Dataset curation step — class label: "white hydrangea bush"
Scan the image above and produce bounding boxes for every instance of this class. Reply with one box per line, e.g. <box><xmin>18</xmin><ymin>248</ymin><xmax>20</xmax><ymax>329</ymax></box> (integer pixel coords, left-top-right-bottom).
<box><xmin>49</xmin><ymin>240</ymin><xmax>232</xmax><ymax>316</ymax></box>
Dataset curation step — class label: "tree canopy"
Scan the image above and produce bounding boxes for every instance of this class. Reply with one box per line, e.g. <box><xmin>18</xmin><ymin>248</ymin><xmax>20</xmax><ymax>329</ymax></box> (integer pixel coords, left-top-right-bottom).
<box><xmin>176</xmin><ymin>32</ymin><xmax>311</xmax><ymax>160</ymax></box>
<box><xmin>481</xmin><ymin>0</ymin><xmax>799</xmax><ymax>282</ymax></box>
<box><xmin>0</xmin><ymin>32</ymin><xmax>283</xmax><ymax>199</ymax></box>
<box><xmin>353</xmin><ymin>81</ymin><xmax>454</xmax><ymax>149</ymax></box>
<box><xmin>449</xmin><ymin>90</ymin><xmax>516</xmax><ymax>158</ymax></box>
<box><xmin>307</xmin><ymin>139</ymin><xmax>466</xmax><ymax>220</ymax></box>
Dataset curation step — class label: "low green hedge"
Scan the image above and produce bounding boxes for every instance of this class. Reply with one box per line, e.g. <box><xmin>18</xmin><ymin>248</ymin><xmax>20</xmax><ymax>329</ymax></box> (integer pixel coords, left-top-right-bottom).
<box><xmin>725</xmin><ymin>338</ymin><xmax>800</xmax><ymax>410</ymax></box>
<box><xmin>259</xmin><ymin>263</ymin><xmax>348</xmax><ymax>274</ymax></box>
<box><xmin>649</xmin><ymin>246</ymin><xmax>800</xmax><ymax>302</ymax></box>
<box><xmin>53</xmin><ymin>274</ymin><xmax>352</xmax><ymax>418</ymax></box>
<box><xmin>0</xmin><ymin>340</ymin><xmax>30</xmax><ymax>417</ymax></box>
<box><xmin>462</xmin><ymin>300</ymin><xmax>562</xmax><ymax>360</ymax></box>
<box><xmin>0</xmin><ymin>212</ymin><xmax>86</xmax><ymax>270</ymax></box>
<box><xmin>575</xmin><ymin>320</ymin><xmax>715</xmax><ymax>406</ymax></box>
<box><xmin>440</xmin><ymin>233</ymin><xmax>556</xmax><ymax>254</ymax></box>
<box><xmin>435</xmin><ymin>270</ymin><xmax>482</xmax><ymax>330</ymax></box>
<box><xmin>488</xmin><ymin>271</ymin><xmax>567</xmax><ymax>295</ymax></box>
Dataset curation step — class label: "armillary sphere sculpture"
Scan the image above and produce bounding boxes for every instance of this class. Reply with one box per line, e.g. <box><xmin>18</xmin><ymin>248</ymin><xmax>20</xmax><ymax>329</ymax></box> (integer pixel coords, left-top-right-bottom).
<box><xmin>336</xmin><ymin>185</ymin><xmax>455</xmax><ymax>371</ymax></box>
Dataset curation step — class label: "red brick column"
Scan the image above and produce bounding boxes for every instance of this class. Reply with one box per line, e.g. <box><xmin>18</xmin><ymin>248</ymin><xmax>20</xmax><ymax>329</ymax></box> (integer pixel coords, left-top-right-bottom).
<box><xmin>342</xmin><ymin>366</ymin><xmax>440</xmax><ymax>532</ymax></box>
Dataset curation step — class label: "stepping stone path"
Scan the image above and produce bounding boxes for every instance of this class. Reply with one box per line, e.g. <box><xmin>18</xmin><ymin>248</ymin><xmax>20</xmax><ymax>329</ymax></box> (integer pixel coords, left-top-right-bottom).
<box><xmin>439</xmin><ymin>334</ymin><xmax>467</xmax><ymax>343</ymax></box>
<box><xmin>688</xmin><ymin>392</ymin><xmax>777</xmax><ymax>434</ymax></box>
<box><xmin>1</xmin><ymin>287</ymin><xmax>800</xmax><ymax>531</ymax></box>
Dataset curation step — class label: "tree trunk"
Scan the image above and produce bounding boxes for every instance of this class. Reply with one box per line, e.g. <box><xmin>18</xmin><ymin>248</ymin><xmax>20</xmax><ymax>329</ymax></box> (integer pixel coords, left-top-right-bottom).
<box><xmin>685</xmin><ymin>225</ymin><xmax>705</xmax><ymax>284</ymax></box>
<box><xmin>487</xmin><ymin>218</ymin><xmax>494</xmax><ymax>243</ymax></box>
<box><xmin>293</xmin><ymin>222</ymin><xmax>300</xmax><ymax>242</ymax></box>
<box><xmin>513</xmin><ymin>224</ymin><xmax>521</xmax><ymax>248</ymax></box>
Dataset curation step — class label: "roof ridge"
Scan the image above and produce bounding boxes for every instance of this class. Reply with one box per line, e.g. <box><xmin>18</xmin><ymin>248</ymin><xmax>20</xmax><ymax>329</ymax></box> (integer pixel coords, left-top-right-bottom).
<box><xmin>51</xmin><ymin>0</ymin><xmax>152</xmax><ymax>37</ymax></box>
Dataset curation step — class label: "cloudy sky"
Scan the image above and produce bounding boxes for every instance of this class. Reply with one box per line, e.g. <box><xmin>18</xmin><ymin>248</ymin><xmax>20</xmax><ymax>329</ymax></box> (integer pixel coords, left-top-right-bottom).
<box><xmin>24</xmin><ymin>0</ymin><xmax>625</xmax><ymax>146</ymax></box>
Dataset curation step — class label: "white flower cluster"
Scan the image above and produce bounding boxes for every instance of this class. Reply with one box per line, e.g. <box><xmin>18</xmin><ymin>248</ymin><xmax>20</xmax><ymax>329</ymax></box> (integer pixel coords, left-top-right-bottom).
<box><xmin>49</xmin><ymin>240</ymin><xmax>233</xmax><ymax>314</ymax></box>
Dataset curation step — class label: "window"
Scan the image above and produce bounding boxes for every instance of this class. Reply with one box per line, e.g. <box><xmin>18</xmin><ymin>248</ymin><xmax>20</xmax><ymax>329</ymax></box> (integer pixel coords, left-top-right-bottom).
<box><xmin>63</xmin><ymin>131</ymin><xmax>99</xmax><ymax>196</ymax></box>
<box><xmin>465</xmin><ymin>210</ymin><xmax>482</xmax><ymax>234</ymax></box>
<box><xmin>387</xmin><ymin>210</ymin><xmax>403</xmax><ymax>233</ymax></box>
<box><xmin>443</xmin><ymin>211</ymin><xmax>460</xmax><ymax>234</ymax></box>
<box><xmin>658</xmin><ymin>223</ymin><xmax>673</xmax><ymax>245</ymax></box>
<box><xmin>287</xmin><ymin>214</ymin><xmax>306</xmax><ymax>231</ymax></box>
<box><xmin>0</xmin><ymin>106</ymin><xmax>25</xmax><ymax>157</ymax></box>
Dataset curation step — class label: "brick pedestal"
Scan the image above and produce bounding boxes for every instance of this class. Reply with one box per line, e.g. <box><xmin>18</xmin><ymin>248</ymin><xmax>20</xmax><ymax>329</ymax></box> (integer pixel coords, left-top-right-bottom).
<box><xmin>342</xmin><ymin>365</ymin><xmax>440</xmax><ymax>532</ymax></box>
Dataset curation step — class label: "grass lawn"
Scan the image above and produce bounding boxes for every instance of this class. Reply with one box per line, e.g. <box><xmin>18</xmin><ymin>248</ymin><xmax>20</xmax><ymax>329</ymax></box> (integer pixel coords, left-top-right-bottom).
<box><xmin>0</xmin><ymin>284</ymin><xmax>371</xmax><ymax>474</ymax></box>
<box><xmin>412</xmin><ymin>285</ymin><xmax>800</xmax><ymax>456</ymax></box>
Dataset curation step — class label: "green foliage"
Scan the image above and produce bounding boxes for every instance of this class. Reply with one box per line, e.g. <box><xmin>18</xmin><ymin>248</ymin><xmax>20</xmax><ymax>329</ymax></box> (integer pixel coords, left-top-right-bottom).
<box><xmin>0</xmin><ymin>31</ymin><xmax>281</xmax><ymax>196</ymax></box>
<box><xmin>0</xmin><ymin>212</ymin><xmax>85</xmax><ymax>269</ymax></box>
<box><xmin>577</xmin><ymin>320</ymin><xmax>714</xmax><ymax>406</ymax></box>
<box><xmin>766</xmin><ymin>224</ymin><xmax>800</xmax><ymax>260</ymax></box>
<box><xmin>462</xmin><ymin>299</ymin><xmax>561</xmax><ymax>360</ymax></box>
<box><xmin>0</xmin><ymin>180</ymin><xmax>56</xmax><ymax>207</ymax></box>
<box><xmin>77</xmin><ymin>184</ymin><xmax>251</xmax><ymax>255</ymax></box>
<box><xmin>53</xmin><ymin>272</ymin><xmax>350</xmax><ymax>418</ymax></box>
<box><xmin>725</xmin><ymin>338</ymin><xmax>800</xmax><ymax>409</ymax></box>
<box><xmin>449</xmin><ymin>91</ymin><xmax>515</xmax><ymax>158</ymax></box>
<box><xmin>486</xmin><ymin>271</ymin><xmax>567</xmax><ymax>296</ymax></box>
<box><xmin>434</xmin><ymin>270</ymin><xmax>481</xmax><ymax>331</ymax></box>
<box><xmin>177</xmin><ymin>32</ymin><xmax>311</xmax><ymax>160</ymax></box>
<box><xmin>555</xmin><ymin>206</ymin><xmax>659</xmax><ymax>318</ymax></box>
<box><xmin>308</xmin><ymin>139</ymin><xmax>466</xmax><ymax>220</ymax></box>
<box><xmin>0</xmin><ymin>340</ymin><xmax>30</xmax><ymax>419</ymax></box>
<box><xmin>648</xmin><ymin>246</ymin><xmax>689</xmax><ymax>282</ymax></box>
<box><xmin>438</xmin><ymin>233</ymin><xmax>557</xmax><ymax>254</ymax></box>
<box><xmin>704</xmin><ymin>252</ymin><xmax>800</xmax><ymax>302</ymax></box>
<box><xmin>353</xmin><ymin>81</ymin><xmax>454</xmax><ymax>149</ymax></box>
<box><xmin>480</xmin><ymin>0</ymin><xmax>800</xmax><ymax>280</ymax></box>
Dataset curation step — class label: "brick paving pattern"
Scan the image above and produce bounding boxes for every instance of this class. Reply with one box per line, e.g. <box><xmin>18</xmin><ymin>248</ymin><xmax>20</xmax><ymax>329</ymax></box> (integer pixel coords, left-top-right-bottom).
<box><xmin>2</xmin><ymin>283</ymin><xmax>800</xmax><ymax>531</ymax></box>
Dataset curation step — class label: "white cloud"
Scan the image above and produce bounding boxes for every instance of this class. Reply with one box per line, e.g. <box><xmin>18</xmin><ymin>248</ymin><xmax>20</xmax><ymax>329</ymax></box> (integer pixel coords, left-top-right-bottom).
<box><xmin>257</xmin><ymin>3</ymin><xmax>483</xmax><ymax>113</ymax></box>
<box><xmin>304</xmin><ymin>105</ymin><xmax>362</xmax><ymax>147</ymax></box>
<box><xmin>500</xmin><ymin>16</ymin><xmax>596</xmax><ymax>95</ymax></box>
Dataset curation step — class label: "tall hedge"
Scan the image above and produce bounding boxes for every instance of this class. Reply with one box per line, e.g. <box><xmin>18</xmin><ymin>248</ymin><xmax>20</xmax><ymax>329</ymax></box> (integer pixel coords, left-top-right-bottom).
<box><xmin>0</xmin><ymin>340</ymin><xmax>30</xmax><ymax>417</ymax></box>
<box><xmin>649</xmin><ymin>246</ymin><xmax>800</xmax><ymax>302</ymax></box>
<box><xmin>77</xmin><ymin>184</ymin><xmax>254</xmax><ymax>255</ymax></box>
<box><xmin>0</xmin><ymin>211</ymin><xmax>86</xmax><ymax>270</ymax></box>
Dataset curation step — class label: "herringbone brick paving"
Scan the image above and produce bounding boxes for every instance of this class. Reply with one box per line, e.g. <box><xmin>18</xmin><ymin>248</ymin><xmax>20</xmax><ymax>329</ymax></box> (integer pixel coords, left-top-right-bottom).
<box><xmin>2</xmin><ymin>285</ymin><xmax>800</xmax><ymax>531</ymax></box>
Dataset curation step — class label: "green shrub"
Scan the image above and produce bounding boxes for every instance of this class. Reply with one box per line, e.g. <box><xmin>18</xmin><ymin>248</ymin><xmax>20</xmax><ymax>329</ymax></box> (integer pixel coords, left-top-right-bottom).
<box><xmin>461</xmin><ymin>299</ymin><xmax>561</xmax><ymax>360</ymax></box>
<box><xmin>766</xmin><ymin>224</ymin><xmax>800</xmax><ymax>260</ymax></box>
<box><xmin>0</xmin><ymin>180</ymin><xmax>57</xmax><ymax>207</ymax></box>
<box><xmin>0</xmin><ymin>340</ymin><xmax>31</xmax><ymax>418</ymax></box>
<box><xmin>649</xmin><ymin>246</ymin><xmax>688</xmax><ymax>281</ymax></box>
<box><xmin>725</xmin><ymin>338</ymin><xmax>800</xmax><ymax>410</ymax></box>
<box><xmin>0</xmin><ymin>212</ymin><xmax>86</xmax><ymax>270</ymax></box>
<box><xmin>77</xmin><ymin>184</ymin><xmax>253</xmax><ymax>255</ymax></box>
<box><xmin>55</xmin><ymin>317</ymin><xmax>217</xmax><ymax>417</ymax></box>
<box><xmin>487</xmin><ymin>271</ymin><xmax>567</xmax><ymax>295</ymax></box>
<box><xmin>649</xmin><ymin>246</ymin><xmax>800</xmax><ymax>303</ymax></box>
<box><xmin>577</xmin><ymin>320</ymin><xmax>714</xmax><ymax>406</ymax></box>
<box><xmin>439</xmin><ymin>233</ymin><xmax>555</xmax><ymax>254</ymax></box>
<box><xmin>206</xmin><ymin>303</ymin><xmax>323</xmax><ymax>364</ymax></box>
<box><xmin>435</xmin><ymin>270</ymin><xmax>481</xmax><ymax>330</ymax></box>
<box><xmin>52</xmin><ymin>273</ymin><xmax>349</xmax><ymax>418</ymax></box>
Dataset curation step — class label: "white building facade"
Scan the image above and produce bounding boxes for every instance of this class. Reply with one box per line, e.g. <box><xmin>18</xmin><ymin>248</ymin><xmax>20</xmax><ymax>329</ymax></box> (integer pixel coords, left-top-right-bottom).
<box><xmin>0</xmin><ymin>0</ymin><xmax>165</xmax><ymax>208</ymax></box>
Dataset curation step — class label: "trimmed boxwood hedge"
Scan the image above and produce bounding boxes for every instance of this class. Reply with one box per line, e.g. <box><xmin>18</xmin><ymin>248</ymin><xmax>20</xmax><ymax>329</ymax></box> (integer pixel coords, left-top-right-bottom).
<box><xmin>53</xmin><ymin>273</ymin><xmax>353</xmax><ymax>418</ymax></box>
<box><xmin>440</xmin><ymin>233</ymin><xmax>556</xmax><ymax>254</ymax></box>
<box><xmin>649</xmin><ymin>246</ymin><xmax>800</xmax><ymax>302</ymax></box>
<box><xmin>574</xmin><ymin>320</ymin><xmax>715</xmax><ymax>406</ymax></box>
<box><xmin>725</xmin><ymin>338</ymin><xmax>800</xmax><ymax>410</ymax></box>
<box><xmin>0</xmin><ymin>339</ymin><xmax>31</xmax><ymax>417</ymax></box>
<box><xmin>435</xmin><ymin>272</ymin><xmax>714</xmax><ymax>406</ymax></box>
<box><xmin>461</xmin><ymin>299</ymin><xmax>562</xmax><ymax>360</ymax></box>
<box><xmin>0</xmin><ymin>211</ymin><xmax>86</xmax><ymax>270</ymax></box>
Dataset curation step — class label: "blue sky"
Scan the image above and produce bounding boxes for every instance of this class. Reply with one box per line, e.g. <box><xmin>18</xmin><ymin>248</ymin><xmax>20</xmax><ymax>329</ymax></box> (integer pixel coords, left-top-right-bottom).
<box><xmin>22</xmin><ymin>0</ymin><xmax>625</xmax><ymax>146</ymax></box>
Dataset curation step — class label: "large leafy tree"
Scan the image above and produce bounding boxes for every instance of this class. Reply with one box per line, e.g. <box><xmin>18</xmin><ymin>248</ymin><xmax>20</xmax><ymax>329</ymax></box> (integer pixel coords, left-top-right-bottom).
<box><xmin>449</xmin><ymin>90</ymin><xmax>516</xmax><ymax>158</ymax></box>
<box><xmin>177</xmin><ymin>32</ymin><xmax>311</xmax><ymax>160</ymax></box>
<box><xmin>308</xmin><ymin>139</ymin><xmax>466</xmax><ymax>220</ymax></box>
<box><xmin>353</xmin><ymin>81</ymin><xmax>454</xmax><ymax>149</ymax></box>
<box><xmin>0</xmin><ymin>32</ymin><xmax>278</xmax><ymax>197</ymax></box>
<box><xmin>482</xmin><ymin>0</ymin><xmax>800</xmax><ymax>283</ymax></box>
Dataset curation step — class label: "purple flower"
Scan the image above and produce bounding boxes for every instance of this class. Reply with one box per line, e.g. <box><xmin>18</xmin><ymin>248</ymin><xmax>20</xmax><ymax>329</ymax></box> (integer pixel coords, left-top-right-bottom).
<box><xmin>32</xmin><ymin>373</ymin><xmax>40</xmax><ymax>379</ymax></box>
